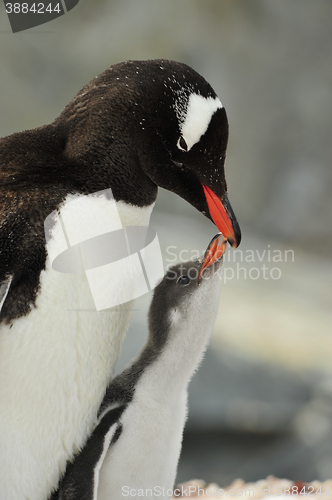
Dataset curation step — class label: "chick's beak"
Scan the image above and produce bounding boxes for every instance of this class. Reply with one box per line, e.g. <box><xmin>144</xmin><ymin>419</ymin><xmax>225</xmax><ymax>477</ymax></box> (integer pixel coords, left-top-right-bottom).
<box><xmin>202</xmin><ymin>184</ymin><xmax>241</xmax><ymax>248</ymax></box>
<box><xmin>198</xmin><ymin>233</ymin><xmax>227</xmax><ymax>280</ymax></box>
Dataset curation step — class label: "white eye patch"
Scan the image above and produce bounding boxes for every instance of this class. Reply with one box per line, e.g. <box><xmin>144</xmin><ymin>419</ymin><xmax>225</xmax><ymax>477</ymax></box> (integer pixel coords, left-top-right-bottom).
<box><xmin>177</xmin><ymin>94</ymin><xmax>222</xmax><ymax>151</ymax></box>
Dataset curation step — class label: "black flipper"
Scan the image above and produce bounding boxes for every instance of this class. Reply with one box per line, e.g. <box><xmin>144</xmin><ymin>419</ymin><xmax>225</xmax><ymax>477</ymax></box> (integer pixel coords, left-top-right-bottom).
<box><xmin>51</xmin><ymin>405</ymin><xmax>126</xmax><ymax>500</ymax></box>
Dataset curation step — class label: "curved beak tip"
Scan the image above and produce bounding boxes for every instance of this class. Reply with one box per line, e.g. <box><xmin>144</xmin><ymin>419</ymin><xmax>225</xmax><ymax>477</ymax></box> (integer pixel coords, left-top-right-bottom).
<box><xmin>229</xmin><ymin>225</ymin><xmax>242</xmax><ymax>248</ymax></box>
<box><xmin>202</xmin><ymin>184</ymin><xmax>241</xmax><ymax>248</ymax></box>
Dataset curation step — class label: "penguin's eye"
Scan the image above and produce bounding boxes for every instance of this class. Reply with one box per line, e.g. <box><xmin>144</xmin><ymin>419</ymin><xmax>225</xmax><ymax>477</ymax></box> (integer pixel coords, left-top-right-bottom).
<box><xmin>177</xmin><ymin>136</ymin><xmax>188</xmax><ymax>152</ymax></box>
<box><xmin>177</xmin><ymin>275</ymin><xmax>190</xmax><ymax>285</ymax></box>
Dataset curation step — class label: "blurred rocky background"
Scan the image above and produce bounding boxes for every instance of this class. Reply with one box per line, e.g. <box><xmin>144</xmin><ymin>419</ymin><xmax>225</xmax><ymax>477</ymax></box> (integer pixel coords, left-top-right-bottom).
<box><xmin>1</xmin><ymin>0</ymin><xmax>331</xmax><ymax>487</ymax></box>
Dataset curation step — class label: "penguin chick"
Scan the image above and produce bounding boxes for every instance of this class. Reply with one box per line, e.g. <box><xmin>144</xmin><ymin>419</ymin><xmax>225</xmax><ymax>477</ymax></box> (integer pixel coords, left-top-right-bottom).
<box><xmin>54</xmin><ymin>234</ymin><xmax>227</xmax><ymax>500</ymax></box>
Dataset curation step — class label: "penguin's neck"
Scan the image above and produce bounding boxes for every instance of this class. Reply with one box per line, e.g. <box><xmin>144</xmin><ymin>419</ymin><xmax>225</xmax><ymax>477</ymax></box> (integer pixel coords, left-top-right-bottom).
<box><xmin>149</xmin><ymin>330</ymin><xmax>210</xmax><ymax>397</ymax></box>
<box><xmin>126</xmin><ymin>305</ymin><xmax>215</xmax><ymax>403</ymax></box>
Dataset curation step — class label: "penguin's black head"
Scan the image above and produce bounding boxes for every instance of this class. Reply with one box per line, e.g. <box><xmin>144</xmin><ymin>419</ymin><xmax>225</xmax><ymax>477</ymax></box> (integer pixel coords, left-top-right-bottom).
<box><xmin>57</xmin><ymin>60</ymin><xmax>241</xmax><ymax>247</ymax></box>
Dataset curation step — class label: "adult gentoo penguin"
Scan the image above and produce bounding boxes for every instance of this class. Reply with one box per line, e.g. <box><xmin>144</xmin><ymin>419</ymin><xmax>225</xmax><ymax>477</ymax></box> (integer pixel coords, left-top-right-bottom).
<box><xmin>0</xmin><ymin>59</ymin><xmax>240</xmax><ymax>500</ymax></box>
<box><xmin>54</xmin><ymin>234</ymin><xmax>227</xmax><ymax>500</ymax></box>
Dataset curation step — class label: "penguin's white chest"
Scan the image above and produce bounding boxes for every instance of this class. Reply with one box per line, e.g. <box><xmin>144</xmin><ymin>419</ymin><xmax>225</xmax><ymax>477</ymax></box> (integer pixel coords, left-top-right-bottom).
<box><xmin>0</xmin><ymin>196</ymin><xmax>154</xmax><ymax>500</ymax></box>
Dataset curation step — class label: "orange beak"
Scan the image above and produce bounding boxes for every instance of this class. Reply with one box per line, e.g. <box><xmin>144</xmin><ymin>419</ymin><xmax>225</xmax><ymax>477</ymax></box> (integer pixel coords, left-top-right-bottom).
<box><xmin>202</xmin><ymin>184</ymin><xmax>241</xmax><ymax>248</ymax></box>
<box><xmin>198</xmin><ymin>233</ymin><xmax>227</xmax><ymax>280</ymax></box>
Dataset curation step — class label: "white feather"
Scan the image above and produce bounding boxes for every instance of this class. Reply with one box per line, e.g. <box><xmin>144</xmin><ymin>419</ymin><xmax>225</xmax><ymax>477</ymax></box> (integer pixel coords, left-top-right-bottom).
<box><xmin>93</xmin><ymin>424</ymin><xmax>118</xmax><ymax>500</ymax></box>
<box><xmin>0</xmin><ymin>275</ymin><xmax>12</xmax><ymax>312</ymax></box>
<box><xmin>177</xmin><ymin>94</ymin><xmax>222</xmax><ymax>151</ymax></box>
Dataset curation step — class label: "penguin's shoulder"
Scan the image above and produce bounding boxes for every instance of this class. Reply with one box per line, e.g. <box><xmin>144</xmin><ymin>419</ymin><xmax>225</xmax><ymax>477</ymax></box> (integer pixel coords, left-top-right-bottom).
<box><xmin>0</xmin><ymin>127</ymin><xmax>73</xmax><ymax>324</ymax></box>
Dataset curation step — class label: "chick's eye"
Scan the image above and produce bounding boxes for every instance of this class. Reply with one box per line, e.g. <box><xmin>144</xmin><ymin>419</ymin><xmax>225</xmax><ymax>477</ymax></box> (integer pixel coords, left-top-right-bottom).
<box><xmin>177</xmin><ymin>275</ymin><xmax>190</xmax><ymax>285</ymax></box>
<box><xmin>177</xmin><ymin>136</ymin><xmax>188</xmax><ymax>151</ymax></box>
